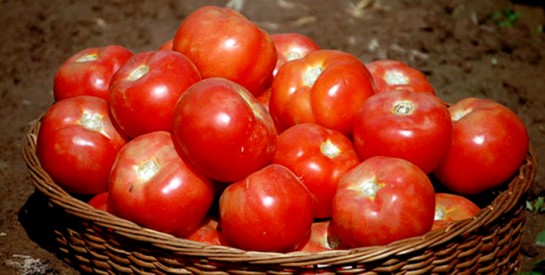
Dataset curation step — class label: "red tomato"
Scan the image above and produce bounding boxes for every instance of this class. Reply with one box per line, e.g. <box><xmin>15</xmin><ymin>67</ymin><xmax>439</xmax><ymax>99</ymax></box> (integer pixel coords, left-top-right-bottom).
<box><xmin>172</xmin><ymin>6</ymin><xmax>277</xmax><ymax>95</ymax></box>
<box><xmin>182</xmin><ymin>216</ymin><xmax>228</xmax><ymax>246</ymax></box>
<box><xmin>88</xmin><ymin>192</ymin><xmax>110</xmax><ymax>212</ymax></box>
<box><xmin>36</xmin><ymin>96</ymin><xmax>127</xmax><ymax>195</ymax></box>
<box><xmin>433</xmin><ymin>98</ymin><xmax>529</xmax><ymax>195</ymax></box>
<box><xmin>219</xmin><ymin>164</ymin><xmax>314</xmax><ymax>252</ymax></box>
<box><xmin>295</xmin><ymin>220</ymin><xmax>334</xmax><ymax>252</ymax></box>
<box><xmin>352</xmin><ymin>90</ymin><xmax>452</xmax><ymax>174</ymax></box>
<box><xmin>366</xmin><ymin>59</ymin><xmax>435</xmax><ymax>95</ymax></box>
<box><xmin>331</xmin><ymin>156</ymin><xmax>435</xmax><ymax>247</ymax></box>
<box><xmin>271</xmin><ymin>32</ymin><xmax>321</xmax><ymax>76</ymax></box>
<box><xmin>159</xmin><ymin>39</ymin><xmax>173</xmax><ymax>51</ymax></box>
<box><xmin>172</xmin><ymin>78</ymin><xmax>277</xmax><ymax>182</ymax></box>
<box><xmin>432</xmin><ymin>193</ymin><xmax>480</xmax><ymax>230</ymax></box>
<box><xmin>54</xmin><ymin>45</ymin><xmax>133</xmax><ymax>101</ymax></box>
<box><xmin>108</xmin><ymin>131</ymin><xmax>215</xmax><ymax>236</ymax></box>
<box><xmin>109</xmin><ymin>50</ymin><xmax>201</xmax><ymax>138</ymax></box>
<box><xmin>269</xmin><ymin>49</ymin><xmax>375</xmax><ymax>136</ymax></box>
<box><xmin>272</xmin><ymin>123</ymin><xmax>360</xmax><ymax>218</ymax></box>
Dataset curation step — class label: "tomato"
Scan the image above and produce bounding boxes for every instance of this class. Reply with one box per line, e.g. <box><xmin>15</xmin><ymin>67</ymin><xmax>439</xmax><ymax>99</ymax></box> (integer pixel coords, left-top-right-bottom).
<box><xmin>269</xmin><ymin>49</ymin><xmax>375</xmax><ymax>136</ymax></box>
<box><xmin>54</xmin><ymin>45</ymin><xmax>133</xmax><ymax>101</ymax></box>
<box><xmin>272</xmin><ymin>123</ymin><xmax>360</xmax><ymax>218</ymax></box>
<box><xmin>183</xmin><ymin>216</ymin><xmax>227</xmax><ymax>246</ymax></box>
<box><xmin>271</xmin><ymin>32</ymin><xmax>321</xmax><ymax>77</ymax></box>
<box><xmin>172</xmin><ymin>6</ymin><xmax>277</xmax><ymax>95</ymax></box>
<box><xmin>433</xmin><ymin>98</ymin><xmax>529</xmax><ymax>195</ymax></box>
<box><xmin>159</xmin><ymin>39</ymin><xmax>173</xmax><ymax>51</ymax></box>
<box><xmin>172</xmin><ymin>78</ymin><xmax>277</xmax><ymax>182</ymax></box>
<box><xmin>109</xmin><ymin>50</ymin><xmax>201</xmax><ymax>138</ymax></box>
<box><xmin>352</xmin><ymin>89</ymin><xmax>452</xmax><ymax>174</ymax></box>
<box><xmin>88</xmin><ymin>192</ymin><xmax>110</xmax><ymax>212</ymax></box>
<box><xmin>219</xmin><ymin>164</ymin><xmax>314</xmax><ymax>252</ymax></box>
<box><xmin>432</xmin><ymin>193</ymin><xmax>480</xmax><ymax>230</ymax></box>
<box><xmin>108</xmin><ymin>131</ymin><xmax>215</xmax><ymax>236</ymax></box>
<box><xmin>365</xmin><ymin>59</ymin><xmax>435</xmax><ymax>95</ymax></box>
<box><xmin>36</xmin><ymin>96</ymin><xmax>127</xmax><ymax>195</ymax></box>
<box><xmin>331</xmin><ymin>156</ymin><xmax>435</xmax><ymax>247</ymax></box>
<box><xmin>295</xmin><ymin>220</ymin><xmax>334</xmax><ymax>252</ymax></box>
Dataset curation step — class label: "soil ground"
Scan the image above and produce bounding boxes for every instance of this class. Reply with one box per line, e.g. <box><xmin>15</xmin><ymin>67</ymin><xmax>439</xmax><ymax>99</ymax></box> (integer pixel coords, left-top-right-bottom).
<box><xmin>1</xmin><ymin>0</ymin><xmax>544</xmax><ymax>274</ymax></box>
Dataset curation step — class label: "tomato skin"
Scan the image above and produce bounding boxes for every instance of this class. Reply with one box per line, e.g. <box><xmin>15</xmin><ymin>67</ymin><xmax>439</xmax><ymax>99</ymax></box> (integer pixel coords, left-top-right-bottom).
<box><xmin>272</xmin><ymin>123</ymin><xmax>360</xmax><ymax>218</ymax></box>
<box><xmin>331</xmin><ymin>156</ymin><xmax>435</xmax><ymax>247</ymax></box>
<box><xmin>432</xmin><ymin>193</ymin><xmax>480</xmax><ymax>230</ymax></box>
<box><xmin>295</xmin><ymin>220</ymin><xmax>334</xmax><ymax>252</ymax></box>
<box><xmin>109</xmin><ymin>50</ymin><xmax>201</xmax><ymax>138</ymax></box>
<box><xmin>36</xmin><ymin>96</ymin><xmax>127</xmax><ymax>195</ymax></box>
<box><xmin>172</xmin><ymin>6</ymin><xmax>277</xmax><ymax>95</ymax></box>
<box><xmin>271</xmin><ymin>33</ymin><xmax>321</xmax><ymax>77</ymax></box>
<box><xmin>269</xmin><ymin>49</ymin><xmax>375</xmax><ymax>136</ymax></box>
<box><xmin>173</xmin><ymin>78</ymin><xmax>277</xmax><ymax>182</ymax></box>
<box><xmin>183</xmin><ymin>216</ymin><xmax>228</xmax><ymax>246</ymax></box>
<box><xmin>219</xmin><ymin>164</ymin><xmax>314</xmax><ymax>252</ymax></box>
<box><xmin>88</xmin><ymin>192</ymin><xmax>110</xmax><ymax>212</ymax></box>
<box><xmin>352</xmin><ymin>90</ymin><xmax>452</xmax><ymax>174</ymax></box>
<box><xmin>54</xmin><ymin>45</ymin><xmax>133</xmax><ymax>101</ymax></box>
<box><xmin>108</xmin><ymin>131</ymin><xmax>215</xmax><ymax>236</ymax></box>
<box><xmin>366</xmin><ymin>59</ymin><xmax>435</xmax><ymax>95</ymax></box>
<box><xmin>433</xmin><ymin>98</ymin><xmax>529</xmax><ymax>195</ymax></box>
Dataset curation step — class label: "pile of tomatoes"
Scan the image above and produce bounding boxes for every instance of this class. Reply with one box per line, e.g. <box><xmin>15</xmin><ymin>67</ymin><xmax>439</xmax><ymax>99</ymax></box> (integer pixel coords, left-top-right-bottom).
<box><xmin>36</xmin><ymin>6</ymin><xmax>530</xmax><ymax>253</ymax></box>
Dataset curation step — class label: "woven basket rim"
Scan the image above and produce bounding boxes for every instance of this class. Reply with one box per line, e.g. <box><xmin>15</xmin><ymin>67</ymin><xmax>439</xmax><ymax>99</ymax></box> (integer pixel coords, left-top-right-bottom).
<box><xmin>22</xmin><ymin>117</ymin><xmax>537</xmax><ymax>266</ymax></box>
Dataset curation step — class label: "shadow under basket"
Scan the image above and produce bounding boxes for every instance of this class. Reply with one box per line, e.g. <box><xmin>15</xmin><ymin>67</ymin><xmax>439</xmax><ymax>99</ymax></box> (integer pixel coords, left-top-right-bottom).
<box><xmin>23</xmin><ymin>119</ymin><xmax>538</xmax><ymax>275</ymax></box>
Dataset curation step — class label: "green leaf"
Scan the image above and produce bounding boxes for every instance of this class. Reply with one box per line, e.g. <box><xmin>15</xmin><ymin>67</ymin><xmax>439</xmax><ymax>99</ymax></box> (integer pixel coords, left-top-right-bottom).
<box><xmin>536</xmin><ymin>229</ymin><xmax>545</xmax><ymax>247</ymax></box>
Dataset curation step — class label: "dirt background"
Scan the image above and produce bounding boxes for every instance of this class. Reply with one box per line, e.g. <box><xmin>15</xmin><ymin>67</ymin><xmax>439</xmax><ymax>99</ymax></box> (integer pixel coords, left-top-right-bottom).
<box><xmin>1</xmin><ymin>0</ymin><xmax>544</xmax><ymax>274</ymax></box>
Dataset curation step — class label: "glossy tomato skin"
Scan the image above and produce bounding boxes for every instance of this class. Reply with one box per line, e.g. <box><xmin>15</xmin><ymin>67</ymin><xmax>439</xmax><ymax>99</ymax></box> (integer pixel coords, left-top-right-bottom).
<box><xmin>54</xmin><ymin>45</ymin><xmax>133</xmax><ymax>101</ymax></box>
<box><xmin>173</xmin><ymin>78</ymin><xmax>277</xmax><ymax>182</ymax></box>
<box><xmin>108</xmin><ymin>131</ymin><xmax>215</xmax><ymax>236</ymax></box>
<box><xmin>36</xmin><ymin>96</ymin><xmax>127</xmax><ymax>195</ymax></box>
<box><xmin>271</xmin><ymin>33</ymin><xmax>320</xmax><ymax>77</ymax></box>
<box><xmin>269</xmin><ymin>49</ymin><xmax>375</xmax><ymax>136</ymax></box>
<box><xmin>331</xmin><ymin>156</ymin><xmax>435</xmax><ymax>247</ymax></box>
<box><xmin>109</xmin><ymin>50</ymin><xmax>201</xmax><ymax>138</ymax></box>
<box><xmin>172</xmin><ymin>6</ymin><xmax>277</xmax><ymax>95</ymax></box>
<box><xmin>366</xmin><ymin>59</ymin><xmax>435</xmax><ymax>95</ymax></box>
<box><xmin>432</xmin><ymin>193</ymin><xmax>480</xmax><ymax>230</ymax></box>
<box><xmin>219</xmin><ymin>164</ymin><xmax>314</xmax><ymax>252</ymax></box>
<box><xmin>433</xmin><ymin>98</ymin><xmax>529</xmax><ymax>195</ymax></box>
<box><xmin>272</xmin><ymin>123</ymin><xmax>360</xmax><ymax>218</ymax></box>
<box><xmin>352</xmin><ymin>90</ymin><xmax>452</xmax><ymax>174</ymax></box>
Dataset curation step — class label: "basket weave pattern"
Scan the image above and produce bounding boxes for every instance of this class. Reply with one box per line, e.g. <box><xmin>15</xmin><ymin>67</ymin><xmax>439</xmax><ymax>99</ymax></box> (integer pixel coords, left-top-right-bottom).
<box><xmin>23</xmin><ymin>120</ymin><xmax>537</xmax><ymax>274</ymax></box>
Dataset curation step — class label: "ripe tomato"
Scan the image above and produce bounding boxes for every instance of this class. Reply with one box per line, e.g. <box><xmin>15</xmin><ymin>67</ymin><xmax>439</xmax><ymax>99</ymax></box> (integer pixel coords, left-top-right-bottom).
<box><xmin>432</xmin><ymin>193</ymin><xmax>480</xmax><ymax>230</ymax></box>
<box><xmin>36</xmin><ymin>96</ymin><xmax>127</xmax><ymax>195</ymax></box>
<box><xmin>109</xmin><ymin>50</ymin><xmax>201</xmax><ymax>138</ymax></box>
<box><xmin>159</xmin><ymin>39</ymin><xmax>173</xmax><ymax>51</ymax></box>
<box><xmin>269</xmin><ymin>49</ymin><xmax>375</xmax><ymax>136</ymax></box>
<box><xmin>295</xmin><ymin>220</ymin><xmax>334</xmax><ymax>252</ymax></box>
<box><xmin>108</xmin><ymin>131</ymin><xmax>215</xmax><ymax>236</ymax></box>
<box><xmin>183</xmin><ymin>216</ymin><xmax>227</xmax><ymax>246</ymax></box>
<box><xmin>172</xmin><ymin>6</ymin><xmax>277</xmax><ymax>95</ymax></box>
<box><xmin>219</xmin><ymin>164</ymin><xmax>314</xmax><ymax>252</ymax></box>
<box><xmin>88</xmin><ymin>192</ymin><xmax>110</xmax><ymax>212</ymax></box>
<box><xmin>173</xmin><ymin>78</ymin><xmax>277</xmax><ymax>182</ymax></box>
<box><xmin>331</xmin><ymin>156</ymin><xmax>435</xmax><ymax>247</ymax></box>
<box><xmin>365</xmin><ymin>59</ymin><xmax>435</xmax><ymax>95</ymax></box>
<box><xmin>433</xmin><ymin>98</ymin><xmax>529</xmax><ymax>195</ymax></box>
<box><xmin>352</xmin><ymin>89</ymin><xmax>452</xmax><ymax>174</ymax></box>
<box><xmin>272</xmin><ymin>123</ymin><xmax>360</xmax><ymax>218</ymax></box>
<box><xmin>271</xmin><ymin>32</ymin><xmax>321</xmax><ymax>76</ymax></box>
<box><xmin>54</xmin><ymin>45</ymin><xmax>133</xmax><ymax>101</ymax></box>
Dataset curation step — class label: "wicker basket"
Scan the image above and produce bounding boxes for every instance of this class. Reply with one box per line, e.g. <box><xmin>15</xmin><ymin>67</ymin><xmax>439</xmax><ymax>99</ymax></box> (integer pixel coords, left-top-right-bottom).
<box><xmin>23</xmin><ymin>118</ymin><xmax>537</xmax><ymax>274</ymax></box>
